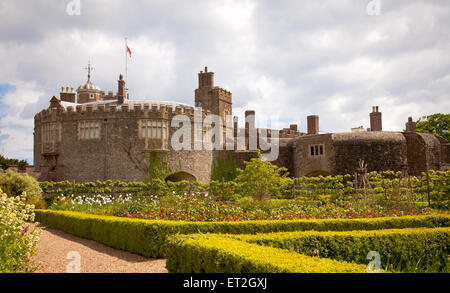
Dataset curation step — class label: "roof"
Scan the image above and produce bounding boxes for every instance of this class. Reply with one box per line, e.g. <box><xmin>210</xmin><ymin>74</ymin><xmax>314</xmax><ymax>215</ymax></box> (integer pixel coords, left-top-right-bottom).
<box><xmin>77</xmin><ymin>80</ymin><xmax>101</xmax><ymax>91</ymax></box>
<box><xmin>331</xmin><ymin>131</ymin><xmax>406</xmax><ymax>143</ymax></box>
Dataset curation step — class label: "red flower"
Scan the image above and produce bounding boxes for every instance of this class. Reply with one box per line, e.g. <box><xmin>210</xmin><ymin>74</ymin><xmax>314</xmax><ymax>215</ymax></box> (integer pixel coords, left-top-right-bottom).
<box><xmin>126</xmin><ymin>214</ymin><xmax>132</xmax><ymax>218</ymax></box>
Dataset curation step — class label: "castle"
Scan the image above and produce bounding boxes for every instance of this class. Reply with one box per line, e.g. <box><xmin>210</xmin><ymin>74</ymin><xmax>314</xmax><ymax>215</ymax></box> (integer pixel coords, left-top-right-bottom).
<box><xmin>33</xmin><ymin>65</ymin><xmax>449</xmax><ymax>183</ymax></box>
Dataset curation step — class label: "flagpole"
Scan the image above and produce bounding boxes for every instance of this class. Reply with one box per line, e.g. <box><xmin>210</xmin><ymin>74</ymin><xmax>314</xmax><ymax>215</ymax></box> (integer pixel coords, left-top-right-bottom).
<box><xmin>125</xmin><ymin>37</ymin><xmax>128</xmax><ymax>87</ymax></box>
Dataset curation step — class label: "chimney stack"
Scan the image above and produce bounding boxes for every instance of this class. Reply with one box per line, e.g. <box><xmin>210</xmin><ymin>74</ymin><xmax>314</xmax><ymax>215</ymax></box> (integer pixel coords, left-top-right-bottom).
<box><xmin>370</xmin><ymin>106</ymin><xmax>382</xmax><ymax>131</ymax></box>
<box><xmin>245</xmin><ymin>110</ymin><xmax>256</xmax><ymax>150</ymax></box>
<box><xmin>307</xmin><ymin>115</ymin><xmax>319</xmax><ymax>135</ymax></box>
<box><xmin>405</xmin><ymin>117</ymin><xmax>416</xmax><ymax>132</ymax></box>
<box><xmin>60</xmin><ymin>85</ymin><xmax>76</xmax><ymax>103</ymax></box>
<box><xmin>117</xmin><ymin>74</ymin><xmax>126</xmax><ymax>104</ymax></box>
<box><xmin>198</xmin><ymin>66</ymin><xmax>214</xmax><ymax>88</ymax></box>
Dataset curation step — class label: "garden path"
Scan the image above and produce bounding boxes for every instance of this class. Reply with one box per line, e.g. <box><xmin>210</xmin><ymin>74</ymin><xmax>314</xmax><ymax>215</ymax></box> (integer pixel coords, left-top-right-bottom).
<box><xmin>33</xmin><ymin>226</ymin><xmax>168</xmax><ymax>273</ymax></box>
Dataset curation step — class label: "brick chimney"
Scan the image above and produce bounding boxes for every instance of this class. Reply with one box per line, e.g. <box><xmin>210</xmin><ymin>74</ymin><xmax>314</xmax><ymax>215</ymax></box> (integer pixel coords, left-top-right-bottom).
<box><xmin>307</xmin><ymin>115</ymin><xmax>319</xmax><ymax>135</ymax></box>
<box><xmin>117</xmin><ymin>74</ymin><xmax>126</xmax><ymax>104</ymax></box>
<box><xmin>60</xmin><ymin>86</ymin><xmax>76</xmax><ymax>103</ymax></box>
<box><xmin>245</xmin><ymin>110</ymin><xmax>256</xmax><ymax>150</ymax></box>
<box><xmin>405</xmin><ymin>117</ymin><xmax>416</xmax><ymax>132</ymax></box>
<box><xmin>370</xmin><ymin>106</ymin><xmax>382</xmax><ymax>131</ymax></box>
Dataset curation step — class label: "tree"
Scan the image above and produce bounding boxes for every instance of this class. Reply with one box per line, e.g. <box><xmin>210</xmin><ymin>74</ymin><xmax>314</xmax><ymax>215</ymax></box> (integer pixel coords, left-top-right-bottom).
<box><xmin>234</xmin><ymin>150</ymin><xmax>293</xmax><ymax>200</ymax></box>
<box><xmin>415</xmin><ymin>113</ymin><xmax>450</xmax><ymax>142</ymax></box>
<box><xmin>0</xmin><ymin>154</ymin><xmax>28</xmax><ymax>171</ymax></box>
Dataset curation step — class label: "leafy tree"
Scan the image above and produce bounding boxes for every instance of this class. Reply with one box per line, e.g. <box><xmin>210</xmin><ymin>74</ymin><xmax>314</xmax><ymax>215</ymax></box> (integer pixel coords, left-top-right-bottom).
<box><xmin>234</xmin><ymin>150</ymin><xmax>293</xmax><ymax>200</ymax></box>
<box><xmin>415</xmin><ymin>113</ymin><xmax>449</xmax><ymax>142</ymax></box>
<box><xmin>0</xmin><ymin>154</ymin><xmax>28</xmax><ymax>171</ymax></box>
<box><xmin>211</xmin><ymin>155</ymin><xmax>240</xmax><ymax>182</ymax></box>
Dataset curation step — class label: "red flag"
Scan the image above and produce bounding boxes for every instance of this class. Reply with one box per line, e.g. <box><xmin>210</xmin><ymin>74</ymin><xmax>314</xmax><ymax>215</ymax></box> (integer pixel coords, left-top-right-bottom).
<box><xmin>127</xmin><ymin>45</ymin><xmax>132</xmax><ymax>57</ymax></box>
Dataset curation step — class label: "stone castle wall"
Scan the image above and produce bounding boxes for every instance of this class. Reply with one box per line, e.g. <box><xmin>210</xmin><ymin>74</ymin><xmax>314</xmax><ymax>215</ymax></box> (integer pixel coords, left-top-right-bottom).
<box><xmin>402</xmin><ymin>132</ymin><xmax>441</xmax><ymax>175</ymax></box>
<box><xmin>34</xmin><ymin>104</ymin><xmax>214</xmax><ymax>183</ymax></box>
<box><xmin>332</xmin><ymin>132</ymin><xmax>407</xmax><ymax>175</ymax></box>
<box><xmin>292</xmin><ymin>134</ymin><xmax>335</xmax><ymax>177</ymax></box>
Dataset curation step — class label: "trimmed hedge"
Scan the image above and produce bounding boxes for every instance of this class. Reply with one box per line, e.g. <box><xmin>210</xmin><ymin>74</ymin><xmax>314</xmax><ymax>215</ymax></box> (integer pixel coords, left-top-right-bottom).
<box><xmin>165</xmin><ymin>234</ymin><xmax>368</xmax><ymax>273</ymax></box>
<box><xmin>34</xmin><ymin>210</ymin><xmax>450</xmax><ymax>258</ymax></box>
<box><xmin>230</xmin><ymin>227</ymin><xmax>450</xmax><ymax>273</ymax></box>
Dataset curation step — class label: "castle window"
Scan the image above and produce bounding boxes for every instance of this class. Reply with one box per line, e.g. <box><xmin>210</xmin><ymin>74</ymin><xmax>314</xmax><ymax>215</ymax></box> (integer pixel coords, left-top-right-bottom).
<box><xmin>42</xmin><ymin>122</ymin><xmax>61</xmax><ymax>143</ymax></box>
<box><xmin>140</xmin><ymin>120</ymin><xmax>169</xmax><ymax>140</ymax></box>
<box><xmin>79</xmin><ymin>120</ymin><xmax>100</xmax><ymax>139</ymax></box>
<box><xmin>309</xmin><ymin>144</ymin><xmax>325</xmax><ymax>157</ymax></box>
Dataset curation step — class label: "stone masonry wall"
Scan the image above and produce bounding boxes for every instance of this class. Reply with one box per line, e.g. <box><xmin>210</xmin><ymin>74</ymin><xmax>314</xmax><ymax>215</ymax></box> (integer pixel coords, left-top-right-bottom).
<box><xmin>292</xmin><ymin>134</ymin><xmax>335</xmax><ymax>177</ymax></box>
<box><xmin>332</xmin><ymin>132</ymin><xmax>407</xmax><ymax>175</ymax></box>
<box><xmin>34</xmin><ymin>104</ymin><xmax>214</xmax><ymax>183</ymax></box>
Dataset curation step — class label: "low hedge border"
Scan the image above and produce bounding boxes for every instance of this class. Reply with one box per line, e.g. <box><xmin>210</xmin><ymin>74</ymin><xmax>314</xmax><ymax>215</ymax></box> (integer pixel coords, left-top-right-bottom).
<box><xmin>228</xmin><ymin>227</ymin><xmax>450</xmax><ymax>273</ymax></box>
<box><xmin>165</xmin><ymin>234</ymin><xmax>369</xmax><ymax>273</ymax></box>
<box><xmin>34</xmin><ymin>210</ymin><xmax>450</xmax><ymax>258</ymax></box>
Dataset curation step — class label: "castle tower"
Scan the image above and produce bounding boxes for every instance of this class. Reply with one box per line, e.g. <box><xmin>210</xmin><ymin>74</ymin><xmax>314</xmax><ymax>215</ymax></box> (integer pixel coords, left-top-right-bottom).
<box><xmin>194</xmin><ymin>66</ymin><xmax>232</xmax><ymax>122</ymax></box>
<box><xmin>405</xmin><ymin>117</ymin><xmax>416</xmax><ymax>132</ymax></box>
<box><xmin>76</xmin><ymin>61</ymin><xmax>102</xmax><ymax>103</ymax></box>
<box><xmin>370</xmin><ymin>106</ymin><xmax>382</xmax><ymax>131</ymax></box>
<box><xmin>307</xmin><ymin>115</ymin><xmax>319</xmax><ymax>135</ymax></box>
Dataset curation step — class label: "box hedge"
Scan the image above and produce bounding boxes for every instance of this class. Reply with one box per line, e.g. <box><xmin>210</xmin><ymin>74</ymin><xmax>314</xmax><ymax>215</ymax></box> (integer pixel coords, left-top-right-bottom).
<box><xmin>165</xmin><ymin>234</ymin><xmax>369</xmax><ymax>273</ymax></box>
<box><xmin>35</xmin><ymin>210</ymin><xmax>450</xmax><ymax>258</ymax></box>
<box><xmin>230</xmin><ymin>227</ymin><xmax>450</xmax><ymax>272</ymax></box>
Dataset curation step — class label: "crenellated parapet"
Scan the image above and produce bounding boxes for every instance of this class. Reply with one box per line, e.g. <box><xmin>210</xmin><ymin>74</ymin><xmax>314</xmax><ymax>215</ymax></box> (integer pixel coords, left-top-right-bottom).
<box><xmin>35</xmin><ymin>101</ymin><xmax>213</xmax><ymax>125</ymax></box>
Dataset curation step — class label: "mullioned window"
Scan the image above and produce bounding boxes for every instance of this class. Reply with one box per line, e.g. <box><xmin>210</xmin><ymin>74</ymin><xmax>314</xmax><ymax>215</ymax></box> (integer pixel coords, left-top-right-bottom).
<box><xmin>79</xmin><ymin>120</ymin><xmax>100</xmax><ymax>139</ymax></box>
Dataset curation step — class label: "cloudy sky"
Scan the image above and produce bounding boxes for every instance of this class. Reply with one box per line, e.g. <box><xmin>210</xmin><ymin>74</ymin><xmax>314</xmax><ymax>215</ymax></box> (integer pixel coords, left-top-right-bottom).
<box><xmin>0</xmin><ymin>0</ymin><xmax>449</xmax><ymax>163</ymax></box>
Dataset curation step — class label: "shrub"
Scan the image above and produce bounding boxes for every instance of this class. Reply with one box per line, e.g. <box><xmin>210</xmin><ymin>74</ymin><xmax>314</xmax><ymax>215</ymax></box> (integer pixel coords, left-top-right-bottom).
<box><xmin>165</xmin><ymin>234</ymin><xmax>368</xmax><ymax>273</ymax></box>
<box><xmin>231</xmin><ymin>227</ymin><xmax>450</xmax><ymax>272</ymax></box>
<box><xmin>0</xmin><ymin>189</ymin><xmax>41</xmax><ymax>272</ymax></box>
<box><xmin>0</xmin><ymin>170</ymin><xmax>43</xmax><ymax>204</ymax></box>
<box><xmin>34</xmin><ymin>210</ymin><xmax>450</xmax><ymax>258</ymax></box>
<box><xmin>235</xmin><ymin>150</ymin><xmax>293</xmax><ymax>200</ymax></box>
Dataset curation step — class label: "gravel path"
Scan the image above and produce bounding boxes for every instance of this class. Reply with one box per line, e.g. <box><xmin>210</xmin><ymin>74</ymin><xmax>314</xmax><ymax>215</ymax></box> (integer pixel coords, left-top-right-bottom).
<box><xmin>33</xmin><ymin>226</ymin><xmax>168</xmax><ymax>273</ymax></box>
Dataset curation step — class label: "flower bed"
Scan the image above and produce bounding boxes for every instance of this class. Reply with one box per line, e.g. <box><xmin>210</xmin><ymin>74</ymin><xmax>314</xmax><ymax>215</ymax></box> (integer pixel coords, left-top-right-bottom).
<box><xmin>0</xmin><ymin>191</ymin><xmax>41</xmax><ymax>272</ymax></box>
<box><xmin>47</xmin><ymin>192</ymin><xmax>439</xmax><ymax>222</ymax></box>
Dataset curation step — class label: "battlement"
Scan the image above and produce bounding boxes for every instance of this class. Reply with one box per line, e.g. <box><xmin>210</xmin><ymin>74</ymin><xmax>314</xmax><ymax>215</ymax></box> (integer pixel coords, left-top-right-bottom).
<box><xmin>36</xmin><ymin>101</ymin><xmax>213</xmax><ymax>122</ymax></box>
<box><xmin>211</xmin><ymin>86</ymin><xmax>232</xmax><ymax>102</ymax></box>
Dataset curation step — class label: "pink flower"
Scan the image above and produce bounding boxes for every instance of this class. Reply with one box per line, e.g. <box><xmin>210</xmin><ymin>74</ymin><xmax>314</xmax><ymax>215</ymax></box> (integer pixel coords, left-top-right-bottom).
<box><xmin>21</xmin><ymin>226</ymin><xmax>29</xmax><ymax>235</ymax></box>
